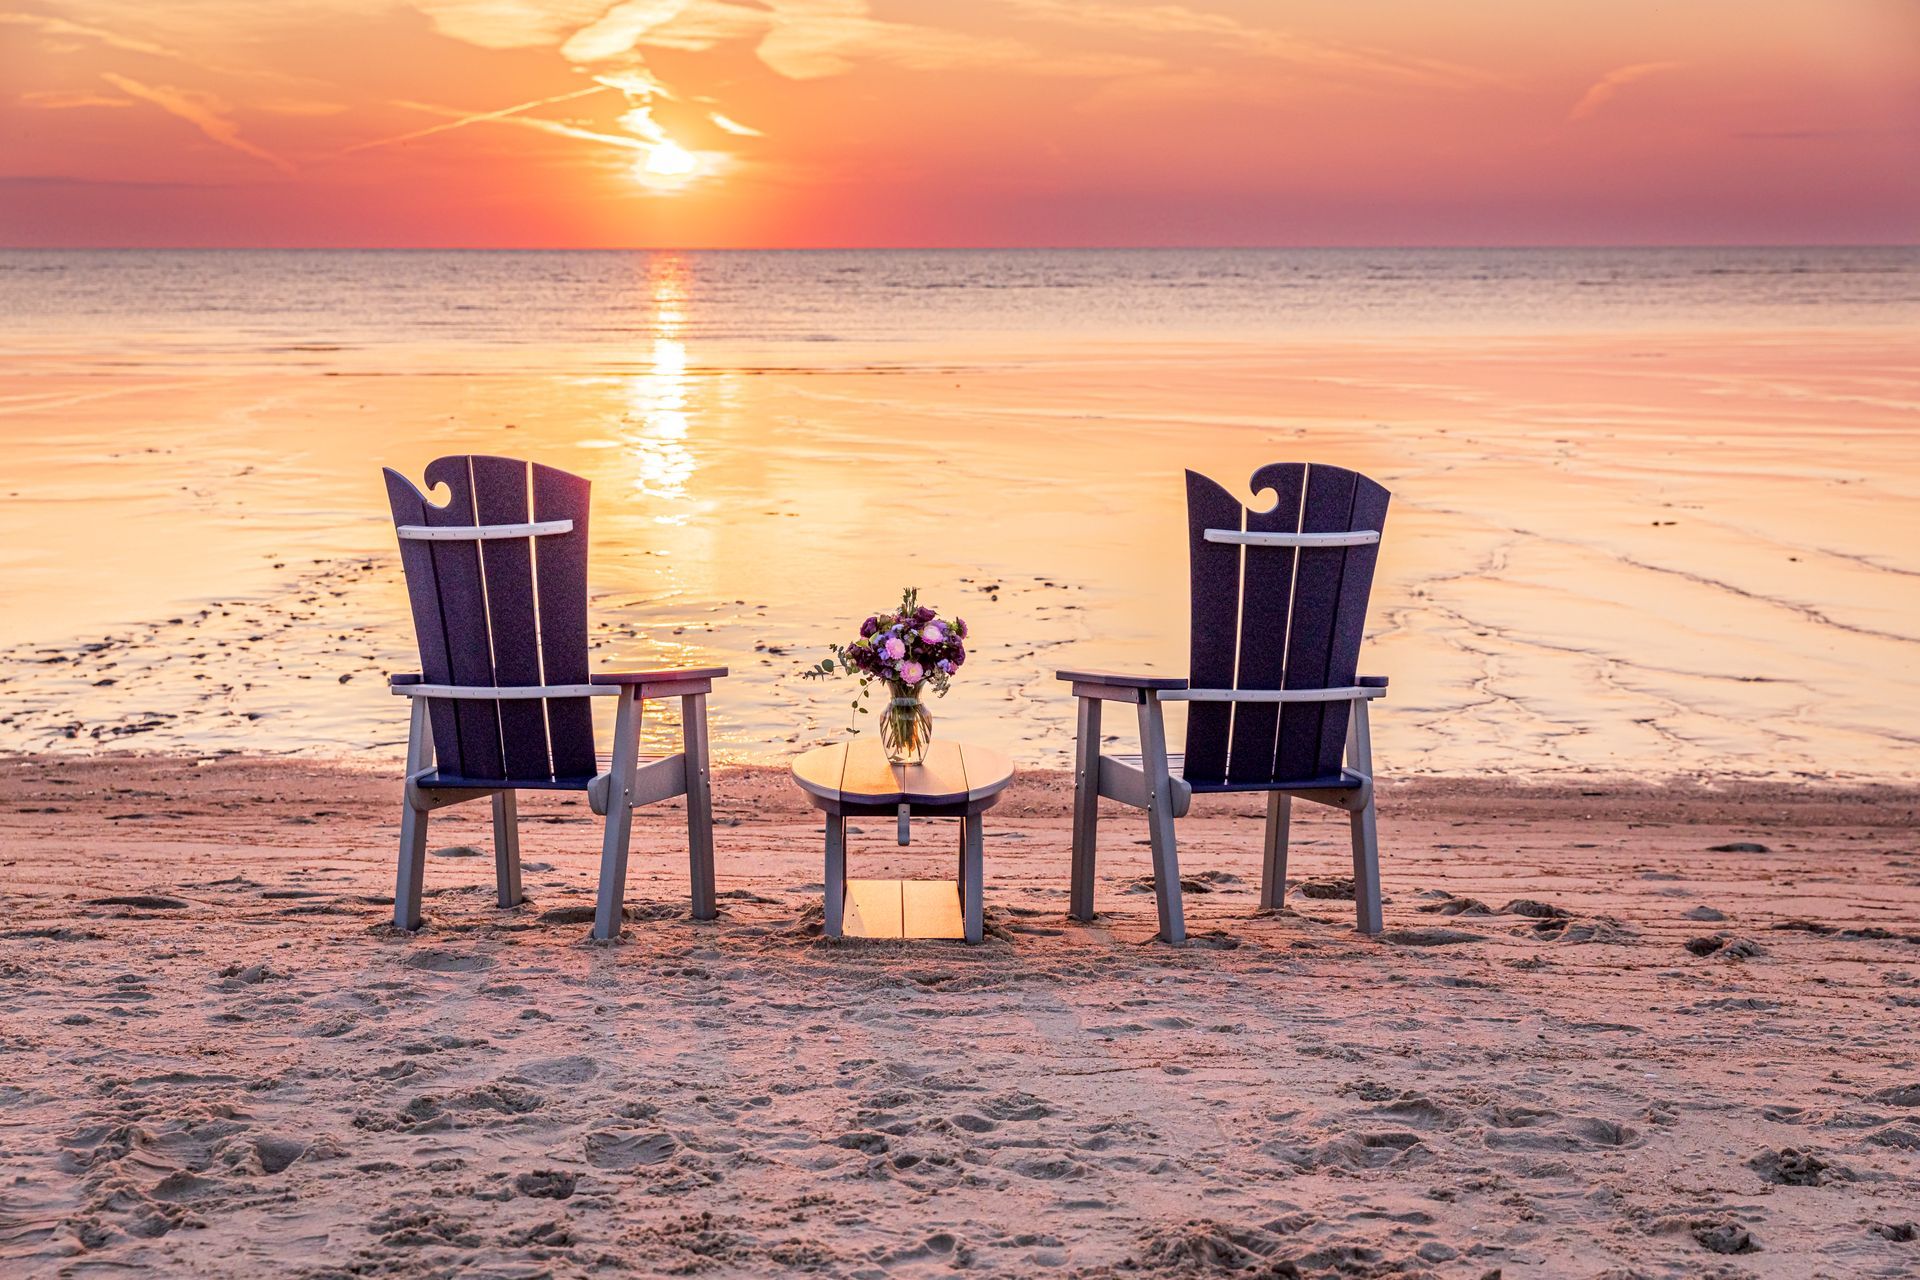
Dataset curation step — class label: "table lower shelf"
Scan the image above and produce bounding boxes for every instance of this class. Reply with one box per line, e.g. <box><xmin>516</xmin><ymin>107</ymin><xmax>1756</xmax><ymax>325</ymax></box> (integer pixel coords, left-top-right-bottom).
<box><xmin>841</xmin><ymin>878</ymin><xmax>965</xmax><ymax>940</ymax></box>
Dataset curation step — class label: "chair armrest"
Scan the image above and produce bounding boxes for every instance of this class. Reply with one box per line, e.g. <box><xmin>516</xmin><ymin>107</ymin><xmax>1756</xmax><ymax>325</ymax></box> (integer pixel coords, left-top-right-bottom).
<box><xmin>591</xmin><ymin>667</ymin><xmax>728</xmax><ymax>685</ymax></box>
<box><xmin>1358</xmin><ymin>675</ymin><xmax>1388</xmax><ymax>688</ymax></box>
<box><xmin>389</xmin><ymin>673</ymin><xmax>423</xmax><ymax>687</ymax></box>
<box><xmin>1054</xmin><ymin>669</ymin><xmax>1188</xmax><ymax>691</ymax></box>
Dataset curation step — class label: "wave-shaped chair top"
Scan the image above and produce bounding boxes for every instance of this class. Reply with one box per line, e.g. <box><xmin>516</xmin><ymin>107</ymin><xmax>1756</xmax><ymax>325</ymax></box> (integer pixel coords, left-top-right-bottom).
<box><xmin>1183</xmin><ymin>462</ymin><xmax>1390</xmax><ymax>791</ymax></box>
<box><xmin>384</xmin><ymin>455</ymin><xmax>595</xmax><ymax>785</ymax></box>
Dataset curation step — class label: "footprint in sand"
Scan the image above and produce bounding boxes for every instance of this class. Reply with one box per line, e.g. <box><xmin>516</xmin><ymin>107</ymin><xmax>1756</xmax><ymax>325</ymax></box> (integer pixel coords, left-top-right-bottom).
<box><xmin>1382</xmin><ymin>927</ymin><xmax>1484</xmax><ymax>946</ymax></box>
<box><xmin>1416</xmin><ymin>895</ymin><xmax>1491</xmax><ymax>916</ymax></box>
<box><xmin>1481</xmin><ymin>1106</ymin><xmax>1641</xmax><ymax>1152</ymax></box>
<box><xmin>510</xmin><ymin>1055</ymin><xmax>601</xmax><ymax>1086</ymax></box>
<box><xmin>401</xmin><ymin>949</ymin><xmax>496</xmax><ymax>973</ymax></box>
<box><xmin>512</xmin><ymin>1169</ymin><xmax>577</xmax><ymax>1199</ymax></box>
<box><xmin>245</xmin><ymin>1135</ymin><xmax>308</xmax><ymax>1175</ymax></box>
<box><xmin>369</xmin><ymin>1204</ymin><xmax>482</xmax><ymax>1248</ymax></box>
<box><xmin>507</xmin><ymin>1218</ymin><xmax>576</xmax><ymax>1246</ymax></box>
<box><xmin>1685</xmin><ymin>933</ymin><xmax>1763</xmax><ymax>959</ymax></box>
<box><xmin>585</xmin><ymin>1128</ymin><xmax>680</xmax><ymax>1168</ymax></box>
<box><xmin>1748</xmin><ymin>1147</ymin><xmax>1852</xmax><ymax>1186</ymax></box>
<box><xmin>1366</xmin><ymin>1095</ymin><xmax>1458</xmax><ymax>1130</ymax></box>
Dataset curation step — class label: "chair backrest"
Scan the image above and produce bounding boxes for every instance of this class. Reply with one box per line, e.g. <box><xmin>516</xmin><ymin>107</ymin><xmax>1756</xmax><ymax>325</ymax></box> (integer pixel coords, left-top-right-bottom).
<box><xmin>383</xmin><ymin>455</ymin><xmax>597</xmax><ymax>783</ymax></box>
<box><xmin>1183</xmin><ymin>462</ymin><xmax>1390</xmax><ymax>787</ymax></box>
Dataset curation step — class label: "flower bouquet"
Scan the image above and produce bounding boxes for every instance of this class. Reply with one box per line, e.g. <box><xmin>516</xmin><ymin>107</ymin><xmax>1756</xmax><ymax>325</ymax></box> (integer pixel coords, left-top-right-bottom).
<box><xmin>802</xmin><ymin>587</ymin><xmax>967</xmax><ymax>764</ymax></box>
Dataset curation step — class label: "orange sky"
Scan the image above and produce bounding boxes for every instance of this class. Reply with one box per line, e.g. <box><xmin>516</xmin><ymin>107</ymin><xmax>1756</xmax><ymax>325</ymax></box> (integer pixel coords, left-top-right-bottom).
<box><xmin>2</xmin><ymin>0</ymin><xmax>1916</xmax><ymax>247</ymax></box>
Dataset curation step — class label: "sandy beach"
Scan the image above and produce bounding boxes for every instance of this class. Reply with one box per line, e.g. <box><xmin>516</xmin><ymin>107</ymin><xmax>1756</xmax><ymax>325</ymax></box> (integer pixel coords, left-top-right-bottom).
<box><xmin>2</xmin><ymin>755</ymin><xmax>1916</xmax><ymax>1277</ymax></box>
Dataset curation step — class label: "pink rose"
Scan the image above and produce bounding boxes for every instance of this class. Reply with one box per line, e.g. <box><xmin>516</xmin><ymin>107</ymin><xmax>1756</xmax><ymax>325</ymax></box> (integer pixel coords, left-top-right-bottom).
<box><xmin>898</xmin><ymin>661</ymin><xmax>925</xmax><ymax>685</ymax></box>
<box><xmin>920</xmin><ymin>622</ymin><xmax>945</xmax><ymax>644</ymax></box>
<box><xmin>882</xmin><ymin>636</ymin><xmax>906</xmax><ymax>661</ymax></box>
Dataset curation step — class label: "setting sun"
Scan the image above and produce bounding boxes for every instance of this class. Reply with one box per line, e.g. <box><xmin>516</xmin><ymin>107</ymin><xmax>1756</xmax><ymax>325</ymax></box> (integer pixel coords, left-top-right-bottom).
<box><xmin>641</xmin><ymin>139</ymin><xmax>698</xmax><ymax>182</ymax></box>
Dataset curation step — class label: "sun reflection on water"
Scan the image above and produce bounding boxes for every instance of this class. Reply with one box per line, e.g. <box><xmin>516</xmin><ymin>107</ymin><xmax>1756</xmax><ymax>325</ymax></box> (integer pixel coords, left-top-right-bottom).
<box><xmin>623</xmin><ymin>257</ymin><xmax>697</xmax><ymax>513</ymax></box>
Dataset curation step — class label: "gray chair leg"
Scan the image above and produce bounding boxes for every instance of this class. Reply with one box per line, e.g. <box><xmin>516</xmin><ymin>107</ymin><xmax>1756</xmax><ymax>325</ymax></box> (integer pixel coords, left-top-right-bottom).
<box><xmin>592</xmin><ymin>688</ymin><xmax>641</xmax><ymax>941</ymax></box>
<box><xmin>1350</xmin><ymin>797</ymin><xmax>1383</xmax><ymax>935</ymax></box>
<box><xmin>961</xmin><ymin>814</ymin><xmax>985</xmax><ymax>944</ymax></box>
<box><xmin>823</xmin><ymin>813</ymin><xmax>847</xmax><ymax>938</ymax></box>
<box><xmin>492</xmin><ymin>790</ymin><xmax>522</xmax><ymax>909</ymax></box>
<box><xmin>1347</xmin><ymin>699</ymin><xmax>1383</xmax><ymax>935</ymax></box>
<box><xmin>1136</xmin><ymin>694</ymin><xmax>1185</xmax><ymax>944</ymax></box>
<box><xmin>394</xmin><ymin>698</ymin><xmax>432</xmax><ymax>931</ymax></box>
<box><xmin>1259</xmin><ymin>792</ymin><xmax>1291</xmax><ymax>910</ymax></box>
<box><xmin>1068</xmin><ymin>696</ymin><xmax>1101</xmax><ymax>922</ymax></box>
<box><xmin>681</xmin><ymin>692</ymin><xmax>718</xmax><ymax>921</ymax></box>
<box><xmin>395</xmin><ymin>796</ymin><xmax>429</xmax><ymax>931</ymax></box>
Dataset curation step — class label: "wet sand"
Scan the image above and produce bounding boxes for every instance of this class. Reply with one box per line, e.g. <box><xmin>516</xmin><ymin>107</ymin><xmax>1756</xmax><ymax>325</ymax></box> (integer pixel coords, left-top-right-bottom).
<box><xmin>2</xmin><ymin>328</ymin><xmax>1918</xmax><ymax>777</ymax></box>
<box><xmin>2</xmin><ymin>755</ymin><xmax>1917</xmax><ymax>1277</ymax></box>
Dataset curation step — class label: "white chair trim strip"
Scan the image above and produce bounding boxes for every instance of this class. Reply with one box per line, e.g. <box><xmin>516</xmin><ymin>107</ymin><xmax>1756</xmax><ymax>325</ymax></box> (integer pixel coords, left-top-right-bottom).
<box><xmin>392</xmin><ymin>683</ymin><xmax>616</xmax><ymax>699</ymax></box>
<box><xmin>1203</xmin><ymin>529</ymin><xmax>1379</xmax><ymax>548</ymax></box>
<box><xmin>395</xmin><ymin>519</ymin><xmax>574</xmax><ymax>541</ymax></box>
<box><xmin>1158</xmin><ymin>686</ymin><xmax>1386</xmax><ymax>703</ymax></box>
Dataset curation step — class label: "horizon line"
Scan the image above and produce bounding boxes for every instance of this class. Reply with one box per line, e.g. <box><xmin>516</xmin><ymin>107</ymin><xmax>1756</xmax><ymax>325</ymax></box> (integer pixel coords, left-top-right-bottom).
<box><xmin>3</xmin><ymin>242</ymin><xmax>1917</xmax><ymax>253</ymax></box>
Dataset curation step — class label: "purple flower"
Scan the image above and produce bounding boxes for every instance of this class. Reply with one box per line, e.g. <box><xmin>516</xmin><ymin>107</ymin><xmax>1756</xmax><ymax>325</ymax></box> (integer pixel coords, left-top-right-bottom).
<box><xmin>920</xmin><ymin>621</ymin><xmax>945</xmax><ymax>644</ymax></box>
<box><xmin>914</xmin><ymin>606</ymin><xmax>936</xmax><ymax>624</ymax></box>
<box><xmin>936</xmin><ymin>659</ymin><xmax>954</xmax><ymax>675</ymax></box>
<box><xmin>860</xmin><ymin>616</ymin><xmax>880</xmax><ymax>638</ymax></box>
<box><xmin>949</xmin><ymin>641</ymin><xmax>965</xmax><ymax>666</ymax></box>
<box><xmin>899</xmin><ymin>660</ymin><xmax>925</xmax><ymax>685</ymax></box>
<box><xmin>882</xmin><ymin>636</ymin><xmax>906</xmax><ymax>661</ymax></box>
<box><xmin>954</xmin><ymin>617</ymin><xmax>968</xmax><ymax>639</ymax></box>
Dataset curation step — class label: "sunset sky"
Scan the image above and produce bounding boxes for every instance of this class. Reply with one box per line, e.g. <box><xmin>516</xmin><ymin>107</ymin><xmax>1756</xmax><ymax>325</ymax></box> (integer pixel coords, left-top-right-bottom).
<box><xmin>2</xmin><ymin>0</ymin><xmax>1916</xmax><ymax>247</ymax></box>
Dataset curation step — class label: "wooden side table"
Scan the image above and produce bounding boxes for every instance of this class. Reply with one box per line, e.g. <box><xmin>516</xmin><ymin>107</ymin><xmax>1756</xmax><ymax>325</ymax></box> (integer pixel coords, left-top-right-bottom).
<box><xmin>790</xmin><ymin>738</ymin><xmax>1014</xmax><ymax>944</ymax></box>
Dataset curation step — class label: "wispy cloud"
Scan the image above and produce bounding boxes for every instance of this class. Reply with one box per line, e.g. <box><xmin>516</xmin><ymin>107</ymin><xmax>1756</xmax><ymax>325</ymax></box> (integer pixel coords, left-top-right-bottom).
<box><xmin>412</xmin><ymin>0</ymin><xmax>616</xmax><ymax>51</ymax></box>
<box><xmin>993</xmin><ymin>0</ymin><xmax>1500</xmax><ymax>90</ymax></box>
<box><xmin>99</xmin><ymin>72</ymin><xmax>295</xmax><ymax>173</ymax></box>
<box><xmin>18</xmin><ymin>88</ymin><xmax>134</xmax><ymax>110</ymax></box>
<box><xmin>1569</xmin><ymin>61</ymin><xmax>1685</xmax><ymax>122</ymax></box>
<box><xmin>425</xmin><ymin>0</ymin><xmax>1150</xmax><ymax>82</ymax></box>
<box><xmin>708</xmin><ymin>111</ymin><xmax>760</xmax><ymax>137</ymax></box>
<box><xmin>343</xmin><ymin>85</ymin><xmax>611</xmax><ymax>153</ymax></box>
<box><xmin>257</xmin><ymin>98</ymin><xmax>352</xmax><ymax>117</ymax></box>
<box><xmin>385</xmin><ymin>99</ymin><xmax>648</xmax><ymax>152</ymax></box>
<box><xmin>0</xmin><ymin>11</ymin><xmax>179</xmax><ymax>59</ymax></box>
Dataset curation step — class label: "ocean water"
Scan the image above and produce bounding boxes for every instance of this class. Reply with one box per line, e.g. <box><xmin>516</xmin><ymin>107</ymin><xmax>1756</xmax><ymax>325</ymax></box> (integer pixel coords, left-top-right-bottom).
<box><xmin>1</xmin><ymin>247</ymin><xmax>1916</xmax><ymax>776</ymax></box>
<box><xmin>4</xmin><ymin>246</ymin><xmax>1917</xmax><ymax>373</ymax></box>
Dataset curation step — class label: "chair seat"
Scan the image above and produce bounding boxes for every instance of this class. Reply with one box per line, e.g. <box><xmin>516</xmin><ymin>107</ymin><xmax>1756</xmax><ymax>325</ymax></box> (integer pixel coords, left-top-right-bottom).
<box><xmin>1185</xmin><ymin>769</ymin><xmax>1365</xmax><ymax>795</ymax></box>
<box><xmin>413</xmin><ymin>770</ymin><xmax>596</xmax><ymax>792</ymax></box>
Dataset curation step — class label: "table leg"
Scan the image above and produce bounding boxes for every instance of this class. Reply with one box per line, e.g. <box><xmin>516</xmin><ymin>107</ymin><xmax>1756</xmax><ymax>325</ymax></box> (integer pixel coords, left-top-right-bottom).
<box><xmin>961</xmin><ymin>814</ymin><xmax>984</xmax><ymax>944</ymax></box>
<box><xmin>824</xmin><ymin>813</ymin><xmax>846</xmax><ymax>939</ymax></box>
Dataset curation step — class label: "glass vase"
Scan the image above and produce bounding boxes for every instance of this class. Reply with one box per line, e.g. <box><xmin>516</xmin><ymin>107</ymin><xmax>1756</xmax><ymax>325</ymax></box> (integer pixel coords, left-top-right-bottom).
<box><xmin>880</xmin><ymin>686</ymin><xmax>933</xmax><ymax>764</ymax></box>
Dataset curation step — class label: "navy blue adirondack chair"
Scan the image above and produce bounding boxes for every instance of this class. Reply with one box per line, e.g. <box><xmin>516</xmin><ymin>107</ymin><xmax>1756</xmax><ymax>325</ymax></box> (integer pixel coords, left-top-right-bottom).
<box><xmin>383</xmin><ymin>455</ymin><xmax>726</xmax><ymax>940</ymax></box>
<box><xmin>1057</xmin><ymin>463</ymin><xmax>1390</xmax><ymax>943</ymax></box>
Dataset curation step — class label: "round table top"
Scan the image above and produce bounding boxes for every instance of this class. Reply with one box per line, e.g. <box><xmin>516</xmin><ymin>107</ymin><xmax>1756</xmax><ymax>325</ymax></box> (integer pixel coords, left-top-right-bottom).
<box><xmin>790</xmin><ymin>738</ymin><xmax>1014</xmax><ymax>812</ymax></box>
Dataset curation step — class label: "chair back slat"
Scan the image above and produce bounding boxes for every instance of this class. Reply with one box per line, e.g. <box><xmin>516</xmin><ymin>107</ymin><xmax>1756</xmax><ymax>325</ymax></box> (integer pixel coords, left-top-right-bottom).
<box><xmin>530</xmin><ymin>462</ymin><xmax>596</xmax><ymax>780</ymax></box>
<box><xmin>1272</xmin><ymin>466</ymin><xmax>1360</xmax><ymax>782</ymax></box>
<box><xmin>1182</xmin><ymin>470</ymin><xmax>1243</xmax><ymax>785</ymax></box>
<box><xmin>386</xmin><ymin>456</ymin><xmax>598</xmax><ymax>783</ymax></box>
<box><xmin>383</xmin><ymin>469</ymin><xmax>463</xmax><ymax>778</ymax></box>
<box><xmin>471</xmin><ymin>455</ymin><xmax>552</xmax><ymax>781</ymax></box>
<box><xmin>1225</xmin><ymin>462</ymin><xmax>1305</xmax><ymax>784</ymax></box>
<box><xmin>1183</xmin><ymin>463</ymin><xmax>1391</xmax><ymax>786</ymax></box>
<box><xmin>1316</xmin><ymin>475</ymin><xmax>1390</xmax><ymax>772</ymax></box>
<box><xmin>419</xmin><ymin>457</ymin><xmax>506</xmax><ymax>781</ymax></box>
